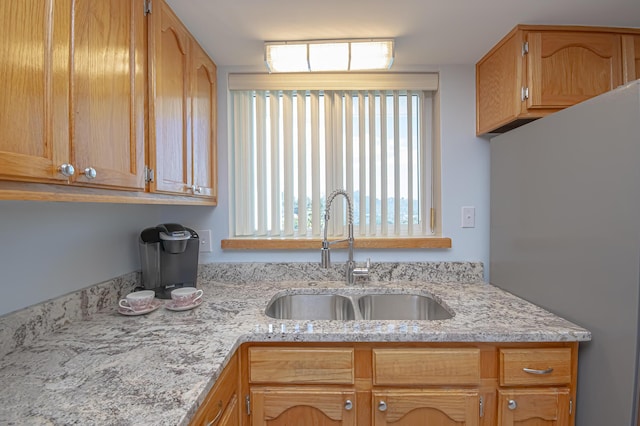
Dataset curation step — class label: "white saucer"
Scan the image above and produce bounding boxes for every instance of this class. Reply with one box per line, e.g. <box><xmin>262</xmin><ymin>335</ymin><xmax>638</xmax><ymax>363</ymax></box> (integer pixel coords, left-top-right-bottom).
<box><xmin>164</xmin><ymin>298</ymin><xmax>203</xmax><ymax>312</ymax></box>
<box><xmin>118</xmin><ymin>299</ymin><xmax>162</xmax><ymax>316</ymax></box>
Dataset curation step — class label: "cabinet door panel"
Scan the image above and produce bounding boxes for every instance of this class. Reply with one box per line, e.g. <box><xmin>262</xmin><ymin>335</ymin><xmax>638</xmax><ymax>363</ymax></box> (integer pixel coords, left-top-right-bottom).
<box><xmin>373</xmin><ymin>390</ymin><xmax>479</xmax><ymax>426</ymax></box>
<box><xmin>251</xmin><ymin>387</ymin><xmax>356</xmax><ymax>426</ymax></box>
<box><xmin>150</xmin><ymin>1</ymin><xmax>191</xmax><ymax>195</ymax></box>
<box><xmin>527</xmin><ymin>31</ymin><xmax>622</xmax><ymax>109</ymax></box>
<box><xmin>71</xmin><ymin>0</ymin><xmax>145</xmax><ymax>189</ymax></box>
<box><xmin>498</xmin><ymin>388</ymin><xmax>570</xmax><ymax>426</ymax></box>
<box><xmin>0</xmin><ymin>0</ymin><xmax>69</xmax><ymax>182</ymax></box>
<box><xmin>191</xmin><ymin>41</ymin><xmax>217</xmax><ymax>200</ymax></box>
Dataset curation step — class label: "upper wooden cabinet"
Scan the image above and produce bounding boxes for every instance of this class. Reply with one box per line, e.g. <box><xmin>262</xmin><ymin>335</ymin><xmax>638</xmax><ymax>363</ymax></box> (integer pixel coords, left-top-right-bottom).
<box><xmin>71</xmin><ymin>0</ymin><xmax>146</xmax><ymax>190</ymax></box>
<box><xmin>0</xmin><ymin>0</ymin><xmax>145</xmax><ymax>189</ymax></box>
<box><xmin>0</xmin><ymin>0</ymin><xmax>216</xmax><ymax>204</ymax></box>
<box><xmin>476</xmin><ymin>25</ymin><xmax>640</xmax><ymax>135</ymax></box>
<box><xmin>148</xmin><ymin>0</ymin><xmax>217</xmax><ymax>202</ymax></box>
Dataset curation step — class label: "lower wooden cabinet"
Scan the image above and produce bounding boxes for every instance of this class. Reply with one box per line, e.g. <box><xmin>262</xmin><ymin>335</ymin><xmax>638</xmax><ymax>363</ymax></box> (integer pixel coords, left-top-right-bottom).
<box><xmin>231</xmin><ymin>342</ymin><xmax>578</xmax><ymax>426</ymax></box>
<box><xmin>190</xmin><ymin>354</ymin><xmax>239</xmax><ymax>426</ymax></box>
<box><xmin>250</xmin><ymin>387</ymin><xmax>356</xmax><ymax>426</ymax></box>
<box><xmin>373</xmin><ymin>389</ymin><xmax>480</xmax><ymax>425</ymax></box>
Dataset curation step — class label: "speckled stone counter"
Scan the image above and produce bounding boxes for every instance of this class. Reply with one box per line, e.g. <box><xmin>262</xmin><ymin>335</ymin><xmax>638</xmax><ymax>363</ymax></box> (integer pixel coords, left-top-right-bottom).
<box><xmin>0</xmin><ymin>264</ymin><xmax>590</xmax><ymax>425</ymax></box>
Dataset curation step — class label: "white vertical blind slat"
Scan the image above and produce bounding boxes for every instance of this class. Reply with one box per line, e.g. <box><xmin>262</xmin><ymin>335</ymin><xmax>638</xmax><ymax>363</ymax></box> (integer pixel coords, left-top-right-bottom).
<box><xmin>310</xmin><ymin>91</ymin><xmax>321</xmax><ymax>236</ymax></box>
<box><xmin>357</xmin><ymin>92</ymin><xmax>366</xmax><ymax>236</ymax></box>
<box><xmin>269</xmin><ymin>92</ymin><xmax>280</xmax><ymax>235</ymax></box>
<box><xmin>255</xmin><ymin>92</ymin><xmax>267</xmax><ymax>235</ymax></box>
<box><xmin>331</xmin><ymin>91</ymin><xmax>345</xmax><ymax>235</ymax></box>
<box><xmin>345</xmin><ymin>93</ymin><xmax>354</xmax><ymax>208</ymax></box>
<box><xmin>297</xmin><ymin>90</ymin><xmax>308</xmax><ymax>236</ymax></box>
<box><xmin>407</xmin><ymin>91</ymin><xmax>414</xmax><ymax>236</ymax></box>
<box><xmin>368</xmin><ymin>91</ymin><xmax>377</xmax><ymax>236</ymax></box>
<box><xmin>282</xmin><ymin>91</ymin><xmax>294</xmax><ymax>236</ymax></box>
<box><xmin>424</xmin><ymin>91</ymin><xmax>434</xmax><ymax>235</ymax></box>
<box><xmin>393</xmin><ymin>91</ymin><xmax>400</xmax><ymax>235</ymax></box>
<box><xmin>380</xmin><ymin>91</ymin><xmax>388</xmax><ymax>236</ymax></box>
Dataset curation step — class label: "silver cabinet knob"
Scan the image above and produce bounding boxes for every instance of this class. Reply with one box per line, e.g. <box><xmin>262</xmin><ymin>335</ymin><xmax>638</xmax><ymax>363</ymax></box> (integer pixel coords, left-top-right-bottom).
<box><xmin>190</xmin><ymin>184</ymin><xmax>203</xmax><ymax>193</ymax></box>
<box><xmin>83</xmin><ymin>167</ymin><xmax>97</xmax><ymax>179</ymax></box>
<box><xmin>59</xmin><ymin>163</ymin><xmax>75</xmax><ymax>177</ymax></box>
<box><xmin>195</xmin><ymin>185</ymin><xmax>202</xmax><ymax>193</ymax></box>
<box><xmin>344</xmin><ymin>400</ymin><xmax>353</xmax><ymax>411</ymax></box>
<box><xmin>508</xmin><ymin>399</ymin><xmax>517</xmax><ymax>410</ymax></box>
<box><xmin>378</xmin><ymin>400</ymin><xmax>387</xmax><ymax>412</ymax></box>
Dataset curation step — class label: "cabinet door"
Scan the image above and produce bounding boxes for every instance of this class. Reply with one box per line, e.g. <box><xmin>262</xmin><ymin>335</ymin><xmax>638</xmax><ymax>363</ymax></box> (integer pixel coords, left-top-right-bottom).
<box><xmin>190</xmin><ymin>41</ymin><xmax>217</xmax><ymax>200</ymax></box>
<box><xmin>622</xmin><ymin>35</ymin><xmax>640</xmax><ymax>83</ymax></box>
<box><xmin>0</xmin><ymin>0</ymin><xmax>69</xmax><ymax>183</ymax></box>
<box><xmin>250</xmin><ymin>387</ymin><xmax>356</xmax><ymax>426</ymax></box>
<box><xmin>498</xmin><ymin>388</ymin><xmax>571</xmax><ymax>426</ymax></box>
<box><xmin>218</xmin><ymin>394</ymin><xmax>238</xmax><ymax>426</ymax></box>
<box><xmin>149</xmin><ymin>0</ymin><xmax>192</xmax><ymax>195</ymax></box>
<box><xmin>526</xmin><ymin>31</ymin><xmax>622</xmax><ymax>109</ymax></box>
<box><xmin>373</xmin><ymin>389</ymin><xmax>479</xmax><ymax>426</ymax></box>
<box><xmin>71</xmin><ymin>0</ymin><xmax>145</xmax><ymax>189</ymax></box>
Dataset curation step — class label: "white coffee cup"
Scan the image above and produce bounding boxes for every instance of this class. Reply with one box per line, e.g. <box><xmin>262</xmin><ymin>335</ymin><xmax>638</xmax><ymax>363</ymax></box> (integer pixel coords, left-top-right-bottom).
<box><xmin>119</xmin><ymin>290</ymin><xmax>155</xmax><ymax>311</ymax></box>
<box><xmin>171</xmin><ymin>287</ymin><xmax>204</xmax><ymax>307</ymax></box>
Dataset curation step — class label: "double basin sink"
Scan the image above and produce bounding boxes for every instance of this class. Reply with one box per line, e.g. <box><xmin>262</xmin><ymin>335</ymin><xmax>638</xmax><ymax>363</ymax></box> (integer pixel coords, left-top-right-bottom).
<box><xmin>265</xmin><ymin>291</ymin><xmax>453</xmax><ymax>321</ymax></box>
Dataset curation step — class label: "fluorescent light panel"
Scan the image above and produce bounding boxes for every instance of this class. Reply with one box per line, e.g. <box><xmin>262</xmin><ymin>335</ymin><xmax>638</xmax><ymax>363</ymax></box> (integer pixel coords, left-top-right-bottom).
<box><xmin>265</xmin><ymin>39</ymin><xmax>394</xmax><ymax>73</ymax></box>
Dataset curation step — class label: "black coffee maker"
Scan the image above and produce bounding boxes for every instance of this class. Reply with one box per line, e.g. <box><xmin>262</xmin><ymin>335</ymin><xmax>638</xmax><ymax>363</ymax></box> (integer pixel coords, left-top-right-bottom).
<box><xmin>138</xmin><ymin>223</ymin><xmax>199</xmax><ymax>299</ymax></box>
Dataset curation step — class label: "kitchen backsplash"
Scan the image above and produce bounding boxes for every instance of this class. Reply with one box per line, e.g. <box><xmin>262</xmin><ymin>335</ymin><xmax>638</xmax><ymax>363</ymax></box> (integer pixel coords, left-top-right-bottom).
<box><xmin>0</xmin><ymin>261</ymin><xmax>483</xmax><ymax>358</ymax></box>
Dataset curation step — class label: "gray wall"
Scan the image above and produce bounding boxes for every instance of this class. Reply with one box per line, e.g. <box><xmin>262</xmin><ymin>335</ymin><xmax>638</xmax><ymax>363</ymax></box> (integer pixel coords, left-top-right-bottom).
<box><xmin>0</xmin><ymin>65</ymin><xmax>490</xmax><ymax>316</ymax></box>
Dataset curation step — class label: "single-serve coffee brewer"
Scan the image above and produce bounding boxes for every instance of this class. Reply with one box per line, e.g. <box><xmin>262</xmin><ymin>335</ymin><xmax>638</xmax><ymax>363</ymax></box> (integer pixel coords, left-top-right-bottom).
<box><xmin>138</xmin><ymin>223</ymin><xmax>199</xmax><ymax>299</ymax></box>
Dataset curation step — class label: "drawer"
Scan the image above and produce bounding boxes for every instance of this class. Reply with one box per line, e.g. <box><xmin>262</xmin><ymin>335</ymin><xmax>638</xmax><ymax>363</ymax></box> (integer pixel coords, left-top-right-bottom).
<box><xmin>249</xmin><ymin>347</ymin><xmax>355</xmax><ymax>384</ymax></box>
<box><xmin>500</xmin><ymin>348</ymin><xmax>572</xmax><ymax>386</ymax></box>
<box><xmin>373</xmin><ymin>348</ymin><xmax>481</xmax><ymax>386</ymax></box>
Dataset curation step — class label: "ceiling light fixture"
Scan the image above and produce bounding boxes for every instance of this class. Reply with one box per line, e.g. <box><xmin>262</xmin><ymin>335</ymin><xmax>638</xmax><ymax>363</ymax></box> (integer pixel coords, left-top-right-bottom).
<box><xmin>264</xmin><ymin>39</ymin><xmax>394</xmax><ymax>73</ymax></box>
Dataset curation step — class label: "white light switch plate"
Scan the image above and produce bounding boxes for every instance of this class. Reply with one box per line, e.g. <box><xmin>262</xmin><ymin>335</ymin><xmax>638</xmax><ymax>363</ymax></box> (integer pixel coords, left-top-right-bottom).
<box><xmin>461</xmin><ymin>206</ymin><xmax>475</xmax><ymax>228</ymax></box>
<box><xmin>197</xmin><ymin>229</ymin><xmax>212</xmax><ymax>252</ymax></box>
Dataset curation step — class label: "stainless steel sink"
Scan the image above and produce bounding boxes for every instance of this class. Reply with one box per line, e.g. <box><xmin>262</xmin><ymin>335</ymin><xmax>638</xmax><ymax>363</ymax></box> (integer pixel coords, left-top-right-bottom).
<box><xmin>265</xmin><ymin>292</ymin><xmax>453</xmax><ymax>321</ymax></box>
<box><xmin>265</xmin><ymin>294</ymin><xmax>356</xmax><ymax>320</ymax></box>
<box><xmin>357</xmin><ymin>294</ymin><xmax>453</xmax><ymax>320</ymax></box>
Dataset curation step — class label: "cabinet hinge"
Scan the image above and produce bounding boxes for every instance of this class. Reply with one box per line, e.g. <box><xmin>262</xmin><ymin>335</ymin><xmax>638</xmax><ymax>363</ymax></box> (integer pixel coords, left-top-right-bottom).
<box><xmin>245</xmin><ymin>395</ymin><xmax>251</xmax><ymax>416</ymax></box>
<box><xmin>144</xmin><ymin>166</ymin><xmax>154</xmax><ymax>183</ymax></box>
<box><xmin>570</xmin><ymin>398</ymin><xmax>573</xmax><ymax>415</ymax></box>
<box><xmin>521</xmin><ymin>86</ymin><xmax>529</xmax><ymax>101</ymax></box>
<box><xmin>144</xmin><ymin>0</ymin><xmax>152</xmax><ymax>15</ymax></box>
<box><xmin>522</xmin><ymin>41</ymin><xmax>529</xmax><ymax>56</ymax></box>
<box><xmin>479</xmin><ymin>396</ymin><xmax>484</xmax><ymax>418</ymax></box>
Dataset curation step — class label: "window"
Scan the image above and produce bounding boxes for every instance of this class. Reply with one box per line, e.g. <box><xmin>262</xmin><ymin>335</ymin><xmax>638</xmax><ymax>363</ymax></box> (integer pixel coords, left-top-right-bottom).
<box><xmin>227</xmin><ymin>73</ymin><xmax>441</xmax><ymax>246</ymax></box>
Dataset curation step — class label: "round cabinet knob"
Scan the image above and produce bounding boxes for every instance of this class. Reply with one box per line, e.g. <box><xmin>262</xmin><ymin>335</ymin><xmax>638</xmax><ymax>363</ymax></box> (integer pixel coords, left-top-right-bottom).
<box><xmin>84</xmin><ymin>167</ymin><xmax>97</xmax><ymax>179</ymax></box>
<box><xmin>195</xmin><ymin>185</ymin><xmax>202</xmax><ymax>193</ymax></box>
<box><xmin>59</xmin><ymin>163</ymin><xmax>75</xmax><ymax>177</ymax></box>
<box><xmin>344</xmin><ymin>400</ymin><xmax>353</xmax><ymax>411</ymax></box>
<box><xmin>508</xmin><ymin>399</ymin><xmax>517</xmax><ymax>410</ymax></box>
<box><xmin>378</xmin><ymin>400</ymin><xmax>388</xmax><ymax>412</ymax></box>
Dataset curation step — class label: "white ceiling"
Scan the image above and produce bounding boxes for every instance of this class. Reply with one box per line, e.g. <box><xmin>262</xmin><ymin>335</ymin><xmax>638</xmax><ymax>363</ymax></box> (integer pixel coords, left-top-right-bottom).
<box><xmin>165</xmin><ymin>0</ymin><xmax>640</xmax><ymax>68</ymax></box>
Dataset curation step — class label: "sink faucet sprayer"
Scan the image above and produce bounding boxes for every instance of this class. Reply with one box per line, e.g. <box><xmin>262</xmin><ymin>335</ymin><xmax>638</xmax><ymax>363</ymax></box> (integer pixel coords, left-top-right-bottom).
<box><xmin>320</xmin><ymin>189</ymin><xmax>370</xmax><ymax>285</ymax></box>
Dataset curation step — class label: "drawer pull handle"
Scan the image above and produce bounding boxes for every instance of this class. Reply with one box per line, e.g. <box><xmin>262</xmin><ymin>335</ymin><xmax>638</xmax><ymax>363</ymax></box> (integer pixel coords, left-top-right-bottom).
<box><xmin>378</xmin><ymin>400</ymin><xmax>388</xmax><ymax>412</ymax></box>
<box><xmin>508</xmin><ymin>399</ymin><xmax>517</xmax><ymax>410</ymax></box>
<box><xmin>344</xmin><ymin>400</ymin><xmax>353</xmax><ymax>410</ymax></box>
<box><xmin>205</xmin><ymin>400</ymin><xmax>223</xmax><ymax>426</ymax></box>
<box><xmin>523</xmin><ymin>367</ymin><xmax>554</xmax><ymax>375</ymax></box>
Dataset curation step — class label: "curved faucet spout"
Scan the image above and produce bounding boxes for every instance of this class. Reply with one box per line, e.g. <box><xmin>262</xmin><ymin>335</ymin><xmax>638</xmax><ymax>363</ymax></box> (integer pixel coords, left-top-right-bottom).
<box><xmin>320</xmin><ymin>189</ymin><xmax>368</xmax><ymax>285</ymax></box>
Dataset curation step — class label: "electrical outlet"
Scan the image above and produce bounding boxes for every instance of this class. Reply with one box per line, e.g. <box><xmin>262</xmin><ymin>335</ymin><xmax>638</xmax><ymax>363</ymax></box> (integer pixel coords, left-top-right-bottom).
<box><xmin>196</xmin><ymin>229</ymin><xmax>212</xmax><ymax>253</ymax></box>
<box><xmin>461</xmin><ymin>206</ymin><xmax>475</xmax><ymax>228</ymax></box>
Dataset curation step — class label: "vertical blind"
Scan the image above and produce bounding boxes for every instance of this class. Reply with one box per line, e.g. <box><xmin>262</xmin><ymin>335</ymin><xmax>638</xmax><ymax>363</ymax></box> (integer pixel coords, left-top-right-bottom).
<box><xmin>229</xmin><ymin>76</ymin><xmax>436</xmax><ymax>239</ymax></box>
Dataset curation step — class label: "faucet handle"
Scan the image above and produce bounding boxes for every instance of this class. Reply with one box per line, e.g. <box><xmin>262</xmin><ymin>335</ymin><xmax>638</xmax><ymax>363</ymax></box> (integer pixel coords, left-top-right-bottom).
<box><xmin>352</xmin><ymin>258</ymin><xmax>370</xmax><ymax>279</ymax></box>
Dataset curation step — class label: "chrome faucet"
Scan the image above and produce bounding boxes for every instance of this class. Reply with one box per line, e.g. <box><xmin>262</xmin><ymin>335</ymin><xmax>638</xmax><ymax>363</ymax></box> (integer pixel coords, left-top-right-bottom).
<box><xmin>320</xmin><ymin>189</ymin><xmax>370</xmax><ymax>285</ymax></box>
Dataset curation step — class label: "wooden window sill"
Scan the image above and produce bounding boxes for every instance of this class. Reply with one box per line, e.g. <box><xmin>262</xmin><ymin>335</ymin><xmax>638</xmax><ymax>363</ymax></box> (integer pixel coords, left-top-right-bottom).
<box><xmin>221</xmin><ymin>237</ymin><xmax>452</xmax><ymax>250</ymax></box>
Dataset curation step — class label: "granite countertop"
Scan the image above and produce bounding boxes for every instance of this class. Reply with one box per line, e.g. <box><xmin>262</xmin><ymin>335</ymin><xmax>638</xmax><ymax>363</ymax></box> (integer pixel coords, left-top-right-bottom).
<box><xmin>0</xmin><ymin>279</ymin><xmax>590</xmax><ymax>426</ymax></box>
